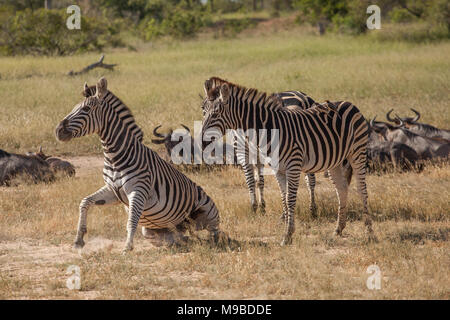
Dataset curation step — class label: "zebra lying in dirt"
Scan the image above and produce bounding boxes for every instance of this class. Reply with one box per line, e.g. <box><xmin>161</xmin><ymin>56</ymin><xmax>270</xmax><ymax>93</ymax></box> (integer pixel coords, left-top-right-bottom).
<box><xmin>55</xmin><ymin>77</ymin><xmax>224</xmax><ymax>252</ymax></box>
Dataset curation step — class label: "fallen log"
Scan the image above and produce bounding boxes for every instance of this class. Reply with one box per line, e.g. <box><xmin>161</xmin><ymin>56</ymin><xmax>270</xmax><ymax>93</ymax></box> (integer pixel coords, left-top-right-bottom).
<box><xmin>68</xmin><ymin>54</ymin><xmax>117</xmax><ymax>76</ymax></box>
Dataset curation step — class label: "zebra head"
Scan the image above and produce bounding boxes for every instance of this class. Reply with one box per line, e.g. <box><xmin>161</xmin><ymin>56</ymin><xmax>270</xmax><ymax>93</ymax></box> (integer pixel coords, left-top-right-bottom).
<box><xmin>55</xmin><ymin>77</ymin><xmax>109</xmax><ymax>142</ymax></box>
<box><xmin>201</xmin><ymin>81</ymin><xmax>233</xmax><ymax>141</ymax></box>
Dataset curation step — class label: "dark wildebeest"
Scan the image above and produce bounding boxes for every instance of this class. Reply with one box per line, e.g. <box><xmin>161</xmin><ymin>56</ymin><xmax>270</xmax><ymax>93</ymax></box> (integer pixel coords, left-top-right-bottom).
<box><xmin>366</xmin><ymin>122</ymin><xmax>420</xmax><ymax>171</ymax></box>
<box><xmin>26</xmin><ymin>147</ymin><xmax>76</xmax><ymax>177</ymax></box>
<box><xmin>0</xmin><ymin>148</ymin><xmax>54</xmax><ymax>186</ymax></box>
<box><xmin>151</xmin><ymin>124</ymin><xmax>238</xmax><ymax>166</ymax></box>
<box><xmin>386</xmin><ymin>109</ymin><xmax>450</xmax><ymax>142</ymax></box>
<box><xmin>370</xmin><ymin>117</ymin><xmax>450</xmax><ymax>160</ymax></box>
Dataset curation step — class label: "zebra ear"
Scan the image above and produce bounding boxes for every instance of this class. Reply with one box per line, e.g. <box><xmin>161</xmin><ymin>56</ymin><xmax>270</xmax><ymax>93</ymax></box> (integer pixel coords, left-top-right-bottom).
<box><xmin>219</xmin><ymin>83</ymin><xmax>230</xmax><ymax>102</ymax></box>
<box><xmin>84</xmin><ymin>82</ymin><xmax>88</xmax><ymax>91</ymax></box>
<box><xmin>96</xmin><ymin>77</ymin><xmax>108</xmax><ymax>99</ymax></box>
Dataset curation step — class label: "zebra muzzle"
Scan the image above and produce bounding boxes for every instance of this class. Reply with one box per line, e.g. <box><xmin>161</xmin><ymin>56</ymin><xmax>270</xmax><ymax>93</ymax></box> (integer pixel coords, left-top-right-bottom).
<box><xmin>55</xmin><ymin>120</ymin><xmax>73</xmax><ymax>142</ymax></box>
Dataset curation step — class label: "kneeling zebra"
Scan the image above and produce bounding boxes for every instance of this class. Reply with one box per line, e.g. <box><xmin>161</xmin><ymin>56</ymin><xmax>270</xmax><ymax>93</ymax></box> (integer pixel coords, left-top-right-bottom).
<box><xmin>201</xmin><ymin>79</ymin><xmax>375</xmax><ymax>245</ymax></box>
<box><xmin>56</xmin><ymin>77</ymin><xmax>222</xmax><ymax>252</ymax></box>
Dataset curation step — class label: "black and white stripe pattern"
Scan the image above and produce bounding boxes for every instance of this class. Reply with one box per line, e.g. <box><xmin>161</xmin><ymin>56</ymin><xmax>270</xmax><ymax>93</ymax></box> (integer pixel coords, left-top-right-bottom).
<box><xmin>202</xmin><ymin>79</ymin><xmax>318</xmax><ymax>216</ymax></box>
<box><xmin>202</xmin><ymin>78</ymin><xmax>375</xmax><ymax>245</ymax></box>
<box><xmin>56</xmin><ymin>77</ymin><xmax>221</xmax><ymax>252</ymax></box>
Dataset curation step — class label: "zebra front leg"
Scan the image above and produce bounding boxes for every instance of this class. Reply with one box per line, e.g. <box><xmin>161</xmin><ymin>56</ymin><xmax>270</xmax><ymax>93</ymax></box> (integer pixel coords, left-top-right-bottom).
<box><xmin>74</xmin><ymin>186</ymin><xmax>119</xmax><ymax>249</ymax></box>
<box><xmin>328</xmin><ymin>167</ymin><xmax>349</xmax><ymax>236</ymax></box>
<box><xmin>123</xmin><ymin>190</ymin><xmax>146</xmax><ymax>253</ymax></box>
<box><xmin>305</xmin><ymin>173</ymin><xmax>317</xmax><ymax>218</ymax></box>
<box><xmin>281</xmin><ymin>168</ymin><xmax>301</xmax><ymax>245</ymax></box>
<box><xmin>241</xmin><ymin>163</ymin><xmax>258</xmax><ymax>213</ymax></box>
<box><xmin>235</xmin><ymin>143</ymin><xmax>258</xmax><ymax>213</ymax></box>
<box><xmin>256</xmin><ymin>164</ymin><xmax>266</xmax><ymax>214</ymax></box>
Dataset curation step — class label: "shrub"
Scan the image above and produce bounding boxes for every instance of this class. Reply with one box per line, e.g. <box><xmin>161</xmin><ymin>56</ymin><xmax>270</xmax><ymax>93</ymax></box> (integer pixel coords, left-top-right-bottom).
<box><xmin>389</xmin><ymin>8</ymin><xmax>418</xmax><ymax>23</ymax></box>
<box><xmin>223</xmin><ymin>18</ymin><xmax>256</xmax><ymax>36</ymax></box>
<box><xmin>161</xmin><ymin>6</ymin><xmax>208</xmax><ymax>38</ymax></box>
<box><xmin>139</xmin><ymin>2</ymin><xmax>210</xmax><ymax>41</ymax></box>
<box><xmin>0</xmin><ymin>8</ymin><xmax>125</xmax><ymax>56</ymax></box>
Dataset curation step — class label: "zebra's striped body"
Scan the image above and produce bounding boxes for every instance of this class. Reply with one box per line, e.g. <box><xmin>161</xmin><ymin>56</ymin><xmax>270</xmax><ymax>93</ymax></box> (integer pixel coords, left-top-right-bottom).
<box><xmin>56</xmin><ymin>78</ymin><xmax>221</xmax><ymax>252</ymax></box>
<box><xmin>202</xmin><ymin>78</ymin><xmax>375</xmax><ymax>245</ymax></box>
<box><xmin>202</xmin><ymin>81</ymin><xmax>318</xmax><ymax>216</ymax></box>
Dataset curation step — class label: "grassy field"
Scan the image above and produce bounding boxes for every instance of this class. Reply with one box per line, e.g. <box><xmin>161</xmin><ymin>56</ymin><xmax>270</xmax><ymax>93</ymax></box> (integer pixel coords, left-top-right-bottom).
<box><xmin>0</xmin><ymin>26</ymin><xmax>449</xmax><ymax>299</ymax></box>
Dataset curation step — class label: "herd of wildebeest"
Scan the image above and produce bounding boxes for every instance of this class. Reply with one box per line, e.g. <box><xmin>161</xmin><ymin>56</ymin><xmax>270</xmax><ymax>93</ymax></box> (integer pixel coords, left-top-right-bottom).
<box><xmin>0</xmin><ymin>108</ymin><xmax>449</xmax><ymax>187</ymax></box>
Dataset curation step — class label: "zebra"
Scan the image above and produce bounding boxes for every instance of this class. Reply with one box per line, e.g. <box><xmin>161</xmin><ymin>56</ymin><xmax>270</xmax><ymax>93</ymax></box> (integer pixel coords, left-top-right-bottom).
<box><xmin>55</xmin><ymin>77</ymin><xmax>222</xmax><ymax>252</ymax></box>
<box><xmin>201</xmin><ymin>78</ymin><xmax>319</xmax><ymax>217</ymax></box>
<box><xmin>201</xmin><ymin>78</ymin><xmax>375</xmax><ymax>245</ymax></box>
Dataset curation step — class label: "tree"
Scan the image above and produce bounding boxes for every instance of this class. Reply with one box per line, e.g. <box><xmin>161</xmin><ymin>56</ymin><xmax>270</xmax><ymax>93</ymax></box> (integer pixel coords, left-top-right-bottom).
<box><xmin>294</xmin><ymin>0</ymin><xmax>349</xmax><ymax>34</ymax></box>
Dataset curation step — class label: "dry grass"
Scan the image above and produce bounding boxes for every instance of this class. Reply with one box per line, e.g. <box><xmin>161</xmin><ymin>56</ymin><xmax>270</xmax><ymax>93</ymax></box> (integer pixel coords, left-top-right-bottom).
<box><xmin>0</xmin><ymin>28</ymin><xmax>449</xmax><ymax>299</ymax></box>
<box><xmin>0</xmin><ymin>160</ymin><xmax>449</xmax><ymax>299</ymax></box>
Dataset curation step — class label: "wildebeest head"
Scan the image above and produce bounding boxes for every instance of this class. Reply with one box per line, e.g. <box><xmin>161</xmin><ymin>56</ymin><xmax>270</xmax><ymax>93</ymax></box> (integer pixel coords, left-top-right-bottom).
<box><xmin>26</xmin><ymin>147</ymin><xmax>76</xmax><ymax>177</ymax></box>
<box><xmin>370</xmin><ymin>117</ymin><xmax>403</xmax><ymax>141</ymax></box>
<box><xmin>26</xmin><ymin>146</ymin><xmax>48</xmax><ymax>160</ymax></box>
<box><xmin>386</xmin><ymin>108</ymin><xmax>420</xmax><ymax>128</ymax></box>
<box><xmin>151</xmin><ymin>124</ymin><xmax>192</xmax><ymax>157</ymax></box>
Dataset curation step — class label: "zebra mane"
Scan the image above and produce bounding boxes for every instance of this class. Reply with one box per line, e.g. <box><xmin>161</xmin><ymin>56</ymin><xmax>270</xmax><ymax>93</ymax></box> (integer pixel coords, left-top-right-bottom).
<box><xmin>207</xmin><ymin>77</ymin><xmax>283</xmax><ymax>110</ymax></box>
<box><xmin>83</xmin><ymin>85</ymin><xmax>144</xmax><ymax>142</ymax></box>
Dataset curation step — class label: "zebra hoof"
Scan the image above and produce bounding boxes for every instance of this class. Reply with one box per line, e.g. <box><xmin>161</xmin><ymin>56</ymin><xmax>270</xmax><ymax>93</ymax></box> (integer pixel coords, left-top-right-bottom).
<box><xmin>122</xmin><ymin>243</ymin><xmax>134</xmax><ymax>254</ymax></box>
<box><xmin>280</xmin><ymin>237</ymin><xmax>292</xmax><ymax>246</ymax></box>
<box><xmin>259</xmin><ymin>205</ymin><xmax>266</xmax><ymax>215</ymax></box>
<box><xmin>73</xmin><ymin>240</ymin><xmax>85</xmax><ymax>249</ymax></box>
<box><xmin>310</xmin><ymin>205</ymin><xmax>318</xmax><ymax>218</ymax></box>
<box><xmin>367</xmin><ymin>233</ymin><xmax>378</xmax><ymax>243</ymax></box>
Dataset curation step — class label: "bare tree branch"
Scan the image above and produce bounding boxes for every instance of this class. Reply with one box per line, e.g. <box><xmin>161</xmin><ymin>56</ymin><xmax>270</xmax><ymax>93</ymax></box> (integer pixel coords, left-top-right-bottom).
<box><xmin>67</xmin><ymin>55</ymin><xmax>117</xmax><ymax>76</ymax></box>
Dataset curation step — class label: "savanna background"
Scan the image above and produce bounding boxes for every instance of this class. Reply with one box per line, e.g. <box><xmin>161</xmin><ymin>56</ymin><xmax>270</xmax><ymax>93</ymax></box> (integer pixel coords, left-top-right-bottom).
<box><xmin>0</xmin><ymin>0</ymin><xmax>449</xmax><ymax>299</ymax></box>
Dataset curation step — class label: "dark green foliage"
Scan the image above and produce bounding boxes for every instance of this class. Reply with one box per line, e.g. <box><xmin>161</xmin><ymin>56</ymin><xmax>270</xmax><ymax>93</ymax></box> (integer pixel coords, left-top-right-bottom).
<box><xmin>223</xmin><ymin>18</ymin><xmax>257</xmax><ymax>36</ymax></box>
<box><xmin>293</xmin><ymin>0</ymin><xmax>450</xmax><ymax>37</ymax></box>
<box><xmin>139</xmin><ymin>1</ymin><xmax>210</xmax><ymax>40</ymax></box>
<box><xmin>161</xmin><ymin>4</ymin><xmax>210</xmax><ymax>38</ymax></box>
<box><xmin>0</xmin><ymin>8</ymin><xmax>124</xmax><ymax>56</ymax></box>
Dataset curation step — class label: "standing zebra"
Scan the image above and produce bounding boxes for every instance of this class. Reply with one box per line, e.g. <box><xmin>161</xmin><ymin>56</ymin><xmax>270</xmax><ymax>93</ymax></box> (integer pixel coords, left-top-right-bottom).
<box><xmin>202</xmin><ymin>78</ymin><xmax>319</xmax><ymax>216</ymax></box>
<box><xmin>55</xmin><ymin>77</ymin><xmax>222</xmax><ymax>252</ymax></box>
<box><xmin>201</xmin><ymin>79</ymin><xmax>375</xmax><ymax>245</ymax></box>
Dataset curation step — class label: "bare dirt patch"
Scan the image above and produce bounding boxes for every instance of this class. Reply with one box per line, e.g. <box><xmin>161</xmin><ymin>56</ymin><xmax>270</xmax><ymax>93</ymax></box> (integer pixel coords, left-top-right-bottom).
<box><xmin>66</xmin><ymin>155</ymin><xmax>104</xmax><ymax>178</ymax></box>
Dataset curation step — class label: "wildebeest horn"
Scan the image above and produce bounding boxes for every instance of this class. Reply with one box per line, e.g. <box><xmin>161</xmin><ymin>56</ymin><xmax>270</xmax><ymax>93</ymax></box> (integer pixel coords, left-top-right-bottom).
<box><xmin>394</xmin><ymin>115</ymin><xmax>404</xmax><ymax>127</ymax></box>
<box><xmin>152</xmin><ymin>125</ymin><xmax>167</xmax><ymax>139</ymax></box>
<box><xmin>151</xmin><ymin>138</ymin><xmax>165</xmax><ymax>144</ymax></box>
<box><xmin>39</xmin><ymin>146</ymin><xmax>43</xmax><ymax>153</ymax></box>
<box><xmin>410</xmin><ymin>108</ymin><xmax>420</xmax><ymax>122</ymax></box>
<box><xmin>180</xmin><ymin>124</ymin><xmax>191</xmax><ymax>133</ymax></box>
<box><xmin>386</xmin><ymin>109</ymin><xmax>396</xmax><ymax>122</ymax></box>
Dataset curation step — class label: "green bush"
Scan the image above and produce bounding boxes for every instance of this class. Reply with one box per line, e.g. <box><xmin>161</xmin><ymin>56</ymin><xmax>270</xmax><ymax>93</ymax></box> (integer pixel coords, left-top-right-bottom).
<box><xmin>139</xmin><ymin>2</ymin><xmax>210</xmax><ymax>40</ymax></box>
<box><xmin>389</xmin><ymin>8</ymin><xmax>418</xmax><ymax>23</ymax></box>
<box><xmin>161</xmin><ymin>6</ymin><xmax>208</xmax><ymax>38</ymax></box>
<box><xmin>0</xmin><ymin>8</ymin><xmax>125</xmax><ymax>56</ymax></box>
<box><xmin>223</xmin><ymin>18</ymin><xmax>256</xmax><ymax>36</ymax></box>
<box><xmin>140</xmin><ymin>17</ymin><xmax>164</xmax><ymax>41</ymax></box>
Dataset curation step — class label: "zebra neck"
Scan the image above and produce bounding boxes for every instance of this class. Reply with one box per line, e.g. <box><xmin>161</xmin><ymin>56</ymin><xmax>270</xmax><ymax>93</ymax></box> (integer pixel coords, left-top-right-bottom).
<box><xmin>230</xmin><ymin>89</ymin><xmax>282</xmax><ymax>131</ymax></box>
<box><xmin>100</xmin><ymin>116</ymin><xmax>140</xmax><ymax>166</ymax></box>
